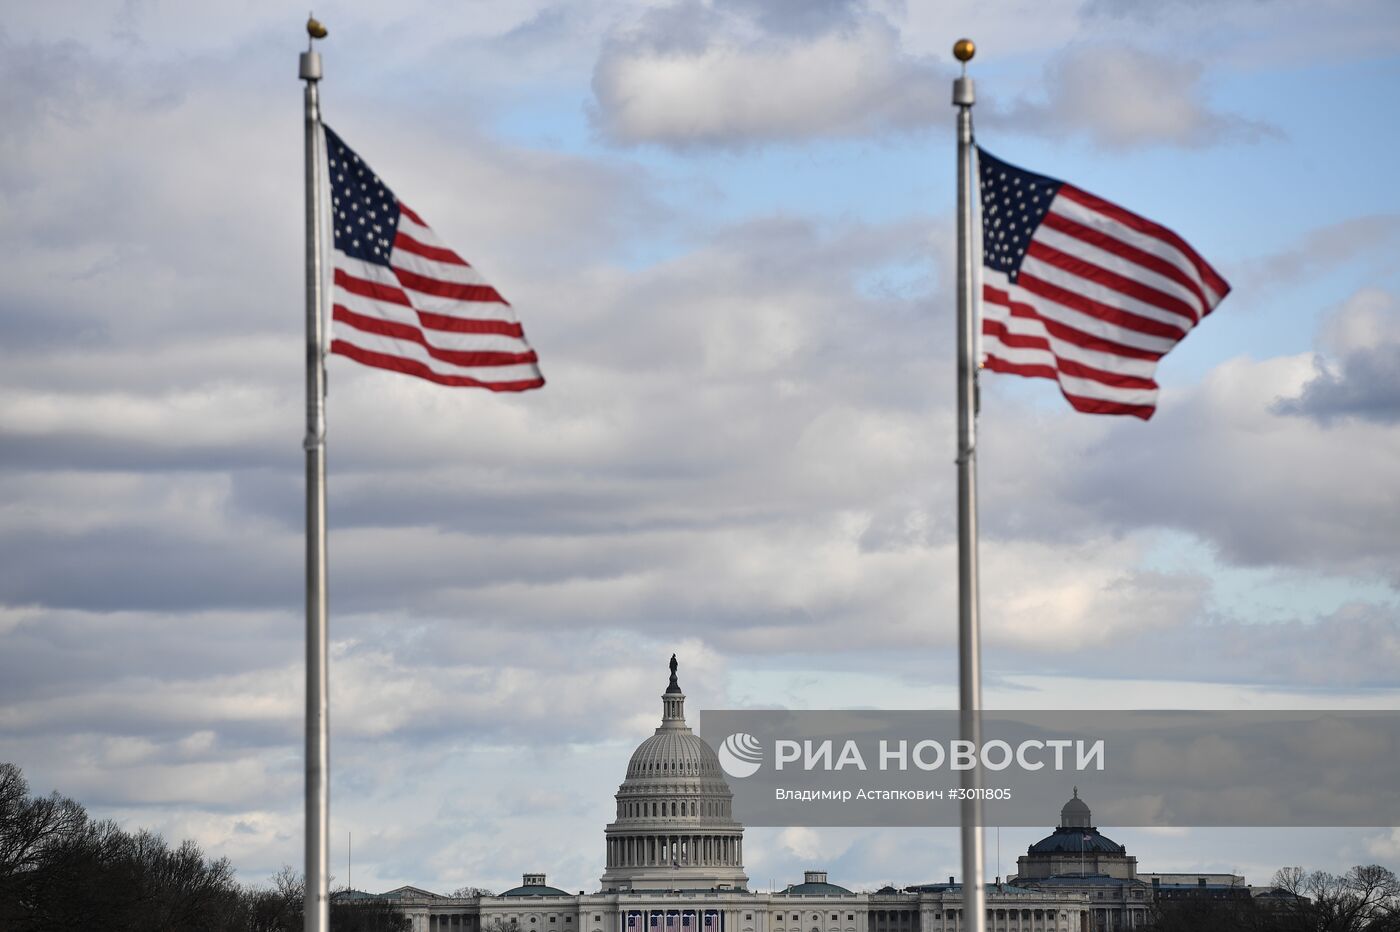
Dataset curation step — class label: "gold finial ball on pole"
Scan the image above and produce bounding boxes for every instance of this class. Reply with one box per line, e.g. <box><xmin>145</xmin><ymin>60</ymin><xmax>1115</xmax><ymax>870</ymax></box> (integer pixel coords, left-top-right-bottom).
<box><xmin>307</xmin><ymin>16</ymin><xmax>328</xmax><ymax>40</ymax></box>
<box><xmin>953</xmin><ymin>38</ymin><xmax>976</xmax><ymax>62</ymax></box>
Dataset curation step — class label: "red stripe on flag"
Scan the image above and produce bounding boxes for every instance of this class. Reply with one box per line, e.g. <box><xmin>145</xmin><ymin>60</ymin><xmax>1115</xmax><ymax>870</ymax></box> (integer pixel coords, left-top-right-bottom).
<box><xmin>982</xmin><ymin>356</ymin><xmax>1155</xmax><ymax>420</ymax></box>
<box><xmin>1061</xmin><ymin>392</ymin><xmax>1155</xmax><ymax>419</ymax></box>
<box><xmin>983</xmin><ymin>285</ymin><xmax>1163</xmax><ymax>361</ymax></box>
<box><xmin>983</xmin><ymin>318</ymin><xmax>1051</xmax><ymax>353</ymax></box>
<box><xmin>335</xmin><ymin>268</ymin><xmax>411</xmax><ymax>308</ymax></box>
<box><xmin>417</xmin><ymin>313</ymin><xmax>525</xmax><ymax>337</ymax></box>
<box><xmin>1015</xmin><ymin>272</ymin><xmax>1189</xmax><ymax>342</ymax></box>
<box><xmin>1028</xmin><ymin>240</ymin><xmax>1200</xmax><ymax>324</ymax></box>
<box><xmin>983</xmin><ymin>354</ymin><xmax>1057</xmax><ymax>381</ymax></box>
<box><xmin>982</xmin><ymin>320</ymin><xmax>1158</xmax><ymax>390</ymax></box>
<box><xmin>1057</xmin><ymin>184</ymin><xmax>1231</xmax><ymax>300</ymax></box>
<box><xmin>394</xmin><ymin>229</ymin><xmax>470</xmax><ymax>266</ymax></box>
<box><xmin>392</xmin><ymin>266</ymin><xmax>507</xmax><ymax>304</ymax></box>
<box><xmin>330</xmin><ymin>340</ymin><xmax>546</xmax><ymax>391</ymax></box>
<box><xmin>1039</xmin><ymin>211</ymin><xmax>1210</xmax><ymax>314</ymax></box>
<box><xmin>398</xmin><ymin>202</ymin><xmax>427</xmax><ymax>226</ymax></box>
<box><xmin>333</xmin><ymin>305</ymin><xmax>540</xmax><ymax>367</ymax></box>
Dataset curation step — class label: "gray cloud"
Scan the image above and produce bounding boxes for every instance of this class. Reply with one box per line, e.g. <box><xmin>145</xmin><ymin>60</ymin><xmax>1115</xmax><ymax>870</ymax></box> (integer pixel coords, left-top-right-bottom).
<box><xmin>985</xmin><ymin>44</ymin><xmax>1280</xmax><ymax>149</ymax></box>
<box><xmin>712</xmin><ymin>0</ymin><xmax>868</xmax><ymax>38</ymax></box>
<box><xmin>1277</xmin><ymin>346</ymin><xmax>1400</xmax><ymax>425</ymax></box>
<box><xmin>1079</xmin><ymin>0</ymin><xmax>1273</xmax><ymax>22</ymax></box>
<box><xmin>998</xmin><ymin>602</ymin><xmax>1400</xmax><ymax>689</ymax></box>
<box><xmin>1238</xmin><ymin>215</ymin><xmax>1400</xmax><ymax>291</ymax></box>
<box><xmin>1274</xmin><ymin>290</ymin><xmax>1400</xmax><ymax>425</ymax></box>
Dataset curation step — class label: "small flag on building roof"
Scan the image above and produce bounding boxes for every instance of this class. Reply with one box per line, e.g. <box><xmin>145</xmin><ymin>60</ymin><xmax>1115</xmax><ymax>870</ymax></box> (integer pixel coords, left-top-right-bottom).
<box><xmin>978</xmin><ymin>148</ymin><xmax>1228</xmax><ymax>419</ymax></box>
<box><xmin>324</xmin><ymin>125</ymin><xmax>544</xmax><ymax>391</ymax></box>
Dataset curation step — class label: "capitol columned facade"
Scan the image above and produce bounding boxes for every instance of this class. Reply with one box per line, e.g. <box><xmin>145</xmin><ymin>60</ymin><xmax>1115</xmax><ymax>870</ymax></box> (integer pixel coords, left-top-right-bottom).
<box><xmin>359</xmin><ymin>658</ymin><xmax>1097</xmax><ymax>932</ymax></box>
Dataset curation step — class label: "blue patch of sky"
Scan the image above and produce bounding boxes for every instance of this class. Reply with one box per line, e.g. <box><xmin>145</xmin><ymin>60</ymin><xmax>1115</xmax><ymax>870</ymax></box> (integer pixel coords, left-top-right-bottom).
<box><xmin>493</xmin><ymin>97</ymin><xmax>956</xmax><ymax>225</ymax></box>
<box><xmin>478</xmin><ymin>52</ymin><xmax>1400</xmax><ymax>357</ymax></box>
<box><xmin>488</xmin><ymin>92</ymin><xmax>958</xmax><ymax>265</ymax></box>
<box><xmin>1140</xmin><ymin>530</ymin><xmax>1398</xmax><ymax>625</ymax></box>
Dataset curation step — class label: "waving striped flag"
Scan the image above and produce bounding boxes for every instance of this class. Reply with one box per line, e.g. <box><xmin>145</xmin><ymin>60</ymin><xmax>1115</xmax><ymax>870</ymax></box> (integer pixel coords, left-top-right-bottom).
<box><xmin>324</xmin><ymin>125</ymin><xmax>544</xmax><ymax>391</ymax></box>
<box><xmin>978</xmin><ymin>148</ymin><xmax>1227</xmax><ymax>419</ymax></box>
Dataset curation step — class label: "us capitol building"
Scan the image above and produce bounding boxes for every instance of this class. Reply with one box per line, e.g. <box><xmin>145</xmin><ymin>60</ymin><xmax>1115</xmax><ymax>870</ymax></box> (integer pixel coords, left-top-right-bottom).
<box><xmin>355</xmin><ymin>658</ymin><xmax>1236</xmax><ymax>932</ymax></box>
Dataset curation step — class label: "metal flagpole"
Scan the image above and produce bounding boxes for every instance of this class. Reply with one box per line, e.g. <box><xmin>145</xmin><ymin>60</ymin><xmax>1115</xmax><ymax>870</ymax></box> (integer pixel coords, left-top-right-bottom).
<box><xmin>300</xmin><ymin>16</ymin><xmax>330</xmax><ymax>932</ymax></box>
<box><xmin>951</xmin><ymin>37</ymin><xmax>986</xmax><ymax>932</ymax></box>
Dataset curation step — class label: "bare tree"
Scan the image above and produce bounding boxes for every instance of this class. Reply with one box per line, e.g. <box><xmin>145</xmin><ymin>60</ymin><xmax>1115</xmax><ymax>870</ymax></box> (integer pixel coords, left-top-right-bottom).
<box><xmin>1308</xmin><ymin>865</ymin><xmax>1400</xmax><ymax>932</ymax></box>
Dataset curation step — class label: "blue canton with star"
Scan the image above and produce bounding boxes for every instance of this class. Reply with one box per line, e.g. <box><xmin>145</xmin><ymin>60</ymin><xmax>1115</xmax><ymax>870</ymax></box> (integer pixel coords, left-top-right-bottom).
<box><xmin>324</xmin><ymin>125</ymin><xmax>401</xmax><ymax>268</ymax></box>
<box><xmin>977</xmin><ymin>147</ymin><xmax>1063</xmax><ymax>283</ymax></box>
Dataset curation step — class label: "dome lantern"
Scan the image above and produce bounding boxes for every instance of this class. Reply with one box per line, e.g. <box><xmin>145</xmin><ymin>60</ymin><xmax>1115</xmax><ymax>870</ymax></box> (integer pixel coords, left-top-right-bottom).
<box><xmin>662</xmin><ymin>653</ymin><xmax>685</xmax><ymax>724</ymax></box>
<box><xmin>1060</xmin><ymin>785</ymin><xmax>1092</xmax><ymax>829</ymax></box>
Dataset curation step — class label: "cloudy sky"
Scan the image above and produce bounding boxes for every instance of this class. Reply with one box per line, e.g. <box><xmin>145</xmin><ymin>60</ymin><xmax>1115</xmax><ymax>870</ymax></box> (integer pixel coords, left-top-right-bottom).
<box><xmin>3</xmin><ymin>0</ymin><xmax>1400</xmax><ymax>898</ymax></box>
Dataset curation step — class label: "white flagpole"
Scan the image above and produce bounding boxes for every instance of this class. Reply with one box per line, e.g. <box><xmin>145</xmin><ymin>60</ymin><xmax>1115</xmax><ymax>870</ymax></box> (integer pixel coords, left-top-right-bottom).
<box><xmin>299</xmin><ymin>16</ymin><xmax>330</xmax><ymax>932</ymax></box>
<box><xmin>951</xmin><ymin>38</ymin><xmax>986</xmax><ymax>932</ymax></box>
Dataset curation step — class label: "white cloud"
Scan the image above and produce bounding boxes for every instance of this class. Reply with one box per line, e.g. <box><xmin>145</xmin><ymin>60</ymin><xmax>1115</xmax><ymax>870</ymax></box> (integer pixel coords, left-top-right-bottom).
<box><xmin>1366</xmin><ymin>828</ymin><xmax>1400</xmax><ymax>861</ymax></box>
<box><xmin>591</xmin><ymin>1</ymin><xmax>944</xmax><ymax>148</ymax></box>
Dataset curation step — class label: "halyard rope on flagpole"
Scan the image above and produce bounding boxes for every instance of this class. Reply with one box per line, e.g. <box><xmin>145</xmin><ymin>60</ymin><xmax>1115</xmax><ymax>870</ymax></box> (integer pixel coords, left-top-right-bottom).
<box><xmin>952</xmin><ymin>37</ymin><xmax>987</xmax><ymax>932</ymax></box>
<box><xmin>300</xmin><ymin>15</ymin><xmax>331</xmax><ymax>932</ymax></box>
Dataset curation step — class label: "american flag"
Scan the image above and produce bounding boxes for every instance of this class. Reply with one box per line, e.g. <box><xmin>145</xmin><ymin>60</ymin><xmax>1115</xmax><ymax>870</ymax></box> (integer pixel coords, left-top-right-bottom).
<box><xmin>978</xmin><ymin>148</ymin><xmax>1228</xmax><ymax>419</ymax></box>
<box><xmin>324</xmin><ymin>125</ymin><xmax>544</xmax><ymax>392</ymax></box>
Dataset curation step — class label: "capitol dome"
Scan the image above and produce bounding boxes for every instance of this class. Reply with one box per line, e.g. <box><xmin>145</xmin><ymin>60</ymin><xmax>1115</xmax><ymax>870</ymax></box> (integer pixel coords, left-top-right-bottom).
<box><xmin>600</xmin><ymin>656</ymin><xmax>748</xmax><ymax>892</ymax></box>
<box><xmin>624</xmin><ymin>729</ymin><xmax>725</xmax><ymax>780</ymax></box>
